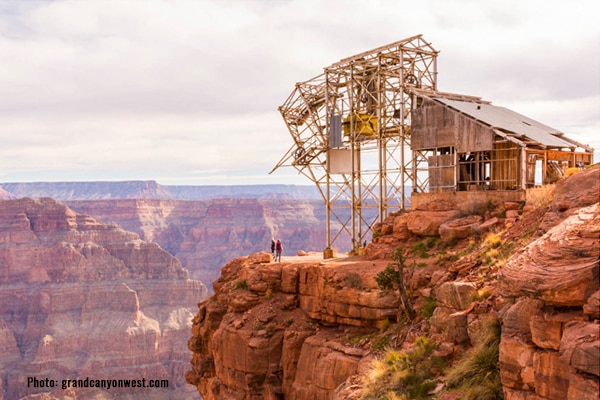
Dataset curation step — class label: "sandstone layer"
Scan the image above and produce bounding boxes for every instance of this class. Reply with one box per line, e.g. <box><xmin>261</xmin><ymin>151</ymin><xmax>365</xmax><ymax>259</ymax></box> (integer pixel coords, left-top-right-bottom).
<box><xmin>0</xmin><ymin>198</ymin><xmax>208</xmax><ymax>399</ymax></box>
<box><xmin>497</xmin><ymin>165</ymin><xmax>600</xmax><ymax>400</ymax></box>
<box><xmin>186</xmin><ymin>252</ymin><xmax>394</xmax><ymax>400</ymax></box>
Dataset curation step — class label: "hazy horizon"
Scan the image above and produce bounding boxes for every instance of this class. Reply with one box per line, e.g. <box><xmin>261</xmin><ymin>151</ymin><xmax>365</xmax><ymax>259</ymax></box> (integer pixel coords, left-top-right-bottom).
<box><xmin>1</xmin><ymin>0</ymin><xmax>598</xmax><ymax>186</ymax></box>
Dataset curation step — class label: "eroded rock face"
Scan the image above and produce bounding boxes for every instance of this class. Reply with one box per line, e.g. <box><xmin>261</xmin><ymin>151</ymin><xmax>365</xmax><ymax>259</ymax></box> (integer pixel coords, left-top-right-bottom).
<box><xmin>498</xmin><ymin>203</ymin><xmax>599</xmax><ymax>306</ymax></box>
<box><xmin>498</xmin><ymin>182</ymin><xmax>600</xmax><ymax>399</ymax></box>
<box><xmin>406</xmin><ymin>210</ymin><xmax>459</xmax><ymax>237</ymax></box>
<box><xmin>0</xmin><ymin>198</ymin><xmax>208</xmax><ymax>399</ymax></box>
<box><xmin>186</xmin><ymin>253</ymin><xmax>391</xmax><ymax>399</ymax></box>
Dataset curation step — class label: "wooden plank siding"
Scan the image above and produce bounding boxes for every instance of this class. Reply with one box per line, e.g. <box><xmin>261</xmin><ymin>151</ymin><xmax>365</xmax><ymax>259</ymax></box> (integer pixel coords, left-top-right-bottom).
<box><xmin>411</xmin><ymin>96</ymin><xmax>593</xmax><ymax>192</ymax></box>
<box><xmin>456</xmin><ymin>114</ymin><xmax>494</xmax><ymax>152</ymax></box>
<box><xmin>411</xmin><ymin>99</ymin><xmax>456</xmax><ymax>149</ymax></box>
<box><xmin>428</xmin><ymin>154</ymin><xmax>455</xmax><ymax>192</ymax></box>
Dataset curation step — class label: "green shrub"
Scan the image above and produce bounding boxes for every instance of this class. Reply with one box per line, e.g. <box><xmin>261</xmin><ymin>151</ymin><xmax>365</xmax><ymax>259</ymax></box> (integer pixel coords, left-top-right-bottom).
<box><xmin>361</xmin><ymin>336</ymin><xmax>443</xmax><ymax>400</ymax></box>
<box><xmin>445</xmin><ymin>318</ymin><xmax>502</xmax><ymax>400</ymax></box>
<box><xmin>234</xmin><ymin>279</ymin><xmax>249</xmax><ymax>290</ymax></box>
<box><xmin>411</xmin><ymin>241</ymin><xmax>432</xmax><ymax>258</ymax></box>
<box><xmin>372</xmin><ymin>335</ymin><xmax>390</xmax><ymax>351</ymax></box>
<box><xmin>470</xmin><ymin>287</ymin><xmax>492</xmax><ymax>302</ymax></box>
<box><xmin>421</xmin><ymin>297</ymin><xmax>437</xmax><ymax>318</ymax></box>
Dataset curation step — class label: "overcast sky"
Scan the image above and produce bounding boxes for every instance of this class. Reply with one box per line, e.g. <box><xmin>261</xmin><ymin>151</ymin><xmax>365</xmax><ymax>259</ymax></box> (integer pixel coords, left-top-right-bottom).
<box><xmin>0</xmin><ymin>0</ymin><xmax>598</xmax><ymax>185</ymax></box>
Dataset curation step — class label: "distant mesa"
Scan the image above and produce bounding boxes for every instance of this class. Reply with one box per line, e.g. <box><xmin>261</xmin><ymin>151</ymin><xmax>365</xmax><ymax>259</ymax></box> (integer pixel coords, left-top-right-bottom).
<box><xmin>0</xmin><ymin>180</ymin><xmax>322</xmax><ymax>201</ymax></box>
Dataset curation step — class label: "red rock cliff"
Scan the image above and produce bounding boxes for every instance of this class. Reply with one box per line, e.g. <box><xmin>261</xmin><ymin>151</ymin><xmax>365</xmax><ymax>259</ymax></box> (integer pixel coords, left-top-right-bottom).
<box><xmin>0</xmin><ymin>198</ymin><xmax>208</xmax><ymax>399</ymax></box>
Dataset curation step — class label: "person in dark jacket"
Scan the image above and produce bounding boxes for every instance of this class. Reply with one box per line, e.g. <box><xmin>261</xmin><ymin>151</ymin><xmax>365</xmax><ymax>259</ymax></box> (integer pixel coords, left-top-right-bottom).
<box><xmin>270</xmin><ymin>239</ymin><xmax>275</xmax><ymax>258</ymax></box>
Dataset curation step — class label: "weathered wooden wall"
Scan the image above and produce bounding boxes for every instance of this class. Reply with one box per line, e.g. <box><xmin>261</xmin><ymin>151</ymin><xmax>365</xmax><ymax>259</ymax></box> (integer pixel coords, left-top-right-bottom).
<box><xmin>411</xmin><ymin>99</ymin><xmax>455</xmax><ymax>149</ymax></box>
<box><xmin>411</xmin><ymin>99</ymin><xmax>494</xmax><ymax>152</ymax></box>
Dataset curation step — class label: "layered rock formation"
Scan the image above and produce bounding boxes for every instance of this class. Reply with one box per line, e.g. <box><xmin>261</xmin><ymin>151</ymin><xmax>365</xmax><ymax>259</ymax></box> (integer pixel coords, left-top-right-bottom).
<box><xmin>65</xmin><ymin>198</ymin><xmax>346</xmax><ymax>287</ymax></box>
<box><xmin>185</xmin><ymin>252</ymin><xmax>394</xmax><ymax>399</ymax></box>
<box><xmin>497</xmin><ymin>165</ymin><xmax>600</xmax><ymax>400</ymax></box>
<box><xmin>0</xmin><ymin>198</ymin><xmax>208</xmax><ymax>399</ymax></box>
<box><xmin>187</xmin><ymin>165</ymin><xmax>600</xmax><ymax>400</ymax></box>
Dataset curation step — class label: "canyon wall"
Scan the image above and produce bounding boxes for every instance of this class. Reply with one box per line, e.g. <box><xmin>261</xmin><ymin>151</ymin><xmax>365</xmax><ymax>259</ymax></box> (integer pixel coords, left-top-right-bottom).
<box><xmin>0</xmin><ymin>182</ymin><xmax>356</xmax><ymax>289</ymax></box>
<box><xmin>0</xmin><ymin>198</ymin><xmax>208</xmax><ymax>399</ymax></box>
<box><xmin>65</xmin><ymin>198</ymin><xmax>346</xmax><ymax>287</ymax></box>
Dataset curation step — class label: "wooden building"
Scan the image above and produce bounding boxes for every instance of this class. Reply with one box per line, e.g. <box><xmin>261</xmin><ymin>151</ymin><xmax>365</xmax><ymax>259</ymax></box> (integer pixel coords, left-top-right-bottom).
<box><xmin>410</xmin><ymin>89</ymin><xmax>594</xmax><ymax>192</ymax></box>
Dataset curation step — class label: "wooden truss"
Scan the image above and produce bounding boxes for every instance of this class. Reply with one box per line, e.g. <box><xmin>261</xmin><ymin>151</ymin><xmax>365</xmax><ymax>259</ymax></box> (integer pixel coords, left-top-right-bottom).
<box><xmin>271</xmin><ymin>35</ymin><xmax>439</xmax><ymax>253</ymax></box>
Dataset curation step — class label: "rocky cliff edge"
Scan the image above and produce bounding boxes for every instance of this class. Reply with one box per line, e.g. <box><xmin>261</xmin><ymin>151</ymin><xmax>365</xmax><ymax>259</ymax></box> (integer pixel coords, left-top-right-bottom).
<box><xmin>186</xmin><ymin>165</ymin><xmax>599</xmax><ymax>400</ymax></box>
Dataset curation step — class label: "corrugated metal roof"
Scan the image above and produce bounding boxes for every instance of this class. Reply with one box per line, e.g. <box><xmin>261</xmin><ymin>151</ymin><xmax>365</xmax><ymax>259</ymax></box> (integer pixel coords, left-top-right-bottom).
<box><xmin>434</xmin><ymin>97</ymin><xmax>576</xmax><ymax>149</ymax></box>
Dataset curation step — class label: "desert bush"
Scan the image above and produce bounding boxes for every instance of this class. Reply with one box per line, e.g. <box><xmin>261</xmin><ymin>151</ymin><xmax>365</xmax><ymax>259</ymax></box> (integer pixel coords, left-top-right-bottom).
<box><xmin>265</xmin><ymin>322</ymin><xmax>276</xmax><ymax>334</ymax></box>
<box><xmin>360</xmin><ymin>336</ymin><xmax>443</xmax><ymax>400</ymax></box>
<box><xmin>264</xmin><ymin>287</ymin><xmax>273</xmax><ymax>300</ymax></box>
<box><xmin>421</xmin><ymin>297</ymin><xmax>437</xmax><ymax>318</ymax></box>
<box><xmin>345</xmin><ymin>272</ymin><xmax>363</xmax><ymax>288</ymax></box>
<box><xmin>234</xmin><ymin>279</ymin><xmax>249</xmax><ymax>290</ymax></box>
<box><xmin>470</xmin><ymin>287</ymin><xmax>492</xmax><ymax>302</ymax></box>
<box><xmin>376</xmin><ymin>248</ymin><xmax>416</xmax><ymax>320</ymax></box>
<box><xmin>445</xmin><ymin>318</ymin><xmax>502</xmax><ymax>400</ymax></box>
<box><xmin>411</xmin><ymin>241</ymin><xmax>432</xmax><ymax>259</ymax></box>
<box><xmin>526</xmin><ymin>185</ymin><xmax>555</xmax><ymax>209</ymax></box>
<box><xmin>482</xmin><ymin>232</ymin><xmax>502</xmax><ymax>249</ymax></box>
<box><xmin>372</xmin><ymin>335</ymin><xmax>391</xmax><ymax>351</ymax></box>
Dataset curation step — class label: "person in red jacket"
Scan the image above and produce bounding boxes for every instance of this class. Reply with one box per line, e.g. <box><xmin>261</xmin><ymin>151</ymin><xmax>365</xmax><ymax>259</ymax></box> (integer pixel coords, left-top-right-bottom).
<box><xmin>275</xmin><ymin>239</ymin><xmax>283</xmax><ymax>262</ymax></box>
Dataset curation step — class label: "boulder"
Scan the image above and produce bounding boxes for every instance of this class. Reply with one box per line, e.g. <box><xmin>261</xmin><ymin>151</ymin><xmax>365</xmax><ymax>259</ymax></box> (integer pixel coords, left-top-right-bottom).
<box><xmin>439</xmin><ymin>215</ymin><xmax>483</xmax><ymax>241</ymax></box>
<box><xmin>506</xmin><ymin>209</ymin><xmax>520</xmax><ymax>219</ymax></box>
<box><xmin>446</xmin><ymin>312</ymin><xmax>469</xmax><ymax>344</ymax></box>
<box><xmin>478</xmin><ymin>216</ymin><xmax>501</xmax><ymax>233</ymax></box>
<box><xmin>499</xmin><ymin>335</ymin><xmax>536</xmax><ymax>390</ymax></box>
<box><xmin>429</xmin><ymin>306</ymin><xmax>452</xmax><ymax>333</ymax></box>
<box><xmin>583</xmin><ymin>290</ymin><xmax>600</xmax><ymax>319</ymax></box>
<box><xmin>435</xmin><ymin>281</ymin><xmax>477</xmax><ymax>311</ymax></box>
<box><xmin>502</xmin><ymin>298</ymin><xmax>544</xmax><ymax>335</ymax></box>
<box><xmin>559</xmin><ymin>321</ymin><xmax>600</xmax><ymax>376</ymax></box>
<box><xmin>530</xmin><ymin>314</ymin><xmax>562</xmax><ymax>350</ymax></box>
<box><xmin>498</xmin><ymin>204</ymin><xmax>599</xmax><ymax>306</ymax></box>
<box><xmin>406</xmin><ymin>210</ymin><xmax>459</xmax><ymax>236</ymax></box>
<box><xmin>392</xmin><ymin>214</ymin><xmax>411</xmax><ymax>239</ymax></box>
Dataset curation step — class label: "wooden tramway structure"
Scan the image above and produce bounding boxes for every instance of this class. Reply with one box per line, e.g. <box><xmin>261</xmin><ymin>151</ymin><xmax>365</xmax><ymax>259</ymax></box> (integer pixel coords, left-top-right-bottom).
<box><xmin>271</xmin><ymin>34</ymin><xmax>439</xmax><ymax>254</ymax></box>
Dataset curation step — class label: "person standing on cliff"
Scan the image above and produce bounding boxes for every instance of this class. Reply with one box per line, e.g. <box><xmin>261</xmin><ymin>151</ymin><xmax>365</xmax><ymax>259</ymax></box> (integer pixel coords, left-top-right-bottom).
<box><xmin>275</xmin><ymin>239</ymin><xmax>283</xmax><ymax>262</ymax></box>
<box><xmin>270</xmin><ymin>239</ymin><xmax>275</xmax><ymax>258</ymax></box>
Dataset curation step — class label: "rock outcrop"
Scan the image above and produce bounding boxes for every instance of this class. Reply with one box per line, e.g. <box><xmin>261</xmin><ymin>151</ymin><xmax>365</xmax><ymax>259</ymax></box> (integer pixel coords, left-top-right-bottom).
<box><xmin>186</xmin><ymin>253</ymin><xmax>394</xmax><ymax>399</ymax></box>
<box><xmin>498</xmin><ymin>211</ymin><xmax>599</xmax><ymax>398</ymax></box>
<box><xmin>0</xmin><ymin>198</ymin><xmax>208</xmax><ymax>399</ymax></box>
<box><xmin>188</xmin><ymin>165</ymin><xmax>600</xmax><ymax>400</ymax></box>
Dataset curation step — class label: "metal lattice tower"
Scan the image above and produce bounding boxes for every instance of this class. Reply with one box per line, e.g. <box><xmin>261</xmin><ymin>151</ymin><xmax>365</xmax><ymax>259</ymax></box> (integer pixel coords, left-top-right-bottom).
<box><xmin>271</xmin><ymin>35</ymin><xmax>438</xmax><ymax>253</ymax></box>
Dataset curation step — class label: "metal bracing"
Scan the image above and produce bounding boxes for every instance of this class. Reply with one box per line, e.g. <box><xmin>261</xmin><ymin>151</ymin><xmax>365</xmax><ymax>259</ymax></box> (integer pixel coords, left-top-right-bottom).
<box><xmin>271</xmin><ymin>35</ymin><xmax>439</xmax><ymax>253</ymax></box>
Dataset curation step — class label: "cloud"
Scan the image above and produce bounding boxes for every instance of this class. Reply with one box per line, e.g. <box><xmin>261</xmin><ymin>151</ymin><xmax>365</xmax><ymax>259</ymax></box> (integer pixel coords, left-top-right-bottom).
<box><xmin>0</xmin><ymin>0</ymin><xmax>598</xmax><ymax>184</ymax></box>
